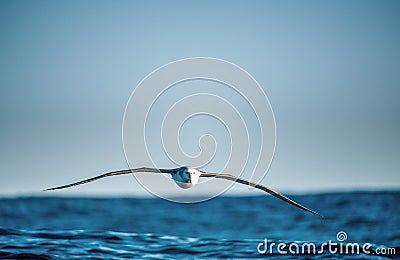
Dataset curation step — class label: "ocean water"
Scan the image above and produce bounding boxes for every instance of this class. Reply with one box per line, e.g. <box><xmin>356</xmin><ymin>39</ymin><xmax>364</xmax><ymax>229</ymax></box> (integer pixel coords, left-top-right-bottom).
<box><xmin>0</xmin><ymin>191</ymin><xmax>399</xmax><ymax>259</ymax></box>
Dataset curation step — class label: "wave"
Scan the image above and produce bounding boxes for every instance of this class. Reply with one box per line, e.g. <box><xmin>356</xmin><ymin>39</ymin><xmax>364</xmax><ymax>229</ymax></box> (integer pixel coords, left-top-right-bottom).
<box><xmin>0</xmin><ymin>228</ymin><xmax>398</xmax><ymax>259</ymax></box>
<box><xmin>0</xmin><ymin>193</ymin><xmax>399</xmax><ymax>258</ymax></box>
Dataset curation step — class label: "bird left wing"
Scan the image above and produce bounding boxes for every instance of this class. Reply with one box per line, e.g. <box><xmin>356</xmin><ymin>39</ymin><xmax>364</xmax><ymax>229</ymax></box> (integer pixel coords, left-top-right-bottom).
<box><xmin>200</xmin><ymin>172</ymin><xmax>322</xmax><ymax>217</ymax></box>
<box><xmin>44</xmin><ymin>167</ymin><xmax>177</xmax><ymax>191</ymax></box>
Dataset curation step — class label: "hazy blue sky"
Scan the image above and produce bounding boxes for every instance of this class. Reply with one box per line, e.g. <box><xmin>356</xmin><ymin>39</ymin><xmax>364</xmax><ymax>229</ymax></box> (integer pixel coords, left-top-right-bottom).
<box><xmin>1</xmin><ymin>0</ymin><xmax>399</xmax><ymax>197</ymax></box>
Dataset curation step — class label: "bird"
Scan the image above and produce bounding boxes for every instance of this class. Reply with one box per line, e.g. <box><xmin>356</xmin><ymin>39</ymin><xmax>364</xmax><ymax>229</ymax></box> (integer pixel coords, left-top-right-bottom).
<box><xmin>44</xmin><ymin>166</ymin><xmax>322</xmax><ymax>217</ymax></box>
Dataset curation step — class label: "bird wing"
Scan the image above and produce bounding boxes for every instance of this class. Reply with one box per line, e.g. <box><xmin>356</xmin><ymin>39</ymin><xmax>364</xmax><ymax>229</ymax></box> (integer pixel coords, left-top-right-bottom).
<box><xmin>43</xmin><ymin>167</ymin><xmax>176</xmax><ymax>191</ymax></box>
<box><xmin>200</xmin><ymin>172</ymin><xmax>322</xmax><ymax>217</ymax></box>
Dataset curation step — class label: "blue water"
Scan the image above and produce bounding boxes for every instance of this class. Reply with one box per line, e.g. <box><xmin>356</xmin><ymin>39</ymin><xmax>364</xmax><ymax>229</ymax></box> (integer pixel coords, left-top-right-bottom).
<box><xmin>0</xmin><ymin>191</ymin><xmax>399</xmax><ymax>259</ymax></box>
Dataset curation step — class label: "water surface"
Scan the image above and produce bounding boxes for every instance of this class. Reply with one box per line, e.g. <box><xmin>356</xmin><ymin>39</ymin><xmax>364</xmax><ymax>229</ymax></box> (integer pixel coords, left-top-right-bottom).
<box><xmin>0</xmin><ymin>191</ymin><xmax>398</xmax><ymax>258</ymax></box>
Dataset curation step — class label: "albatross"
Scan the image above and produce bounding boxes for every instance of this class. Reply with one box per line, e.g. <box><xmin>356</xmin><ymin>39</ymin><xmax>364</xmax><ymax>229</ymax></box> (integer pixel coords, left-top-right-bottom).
<box><xmin>44</xmin><ymin>166</ymin><xmax>322</xmax><ymax>217</ymax></box>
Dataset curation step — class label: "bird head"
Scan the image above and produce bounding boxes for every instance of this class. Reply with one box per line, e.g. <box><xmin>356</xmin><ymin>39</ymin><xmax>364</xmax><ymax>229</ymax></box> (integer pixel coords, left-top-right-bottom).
<box><xmin>171</xmin><ymin>166</ymin><xmax>201</xmax><ymax>189</ymax></box>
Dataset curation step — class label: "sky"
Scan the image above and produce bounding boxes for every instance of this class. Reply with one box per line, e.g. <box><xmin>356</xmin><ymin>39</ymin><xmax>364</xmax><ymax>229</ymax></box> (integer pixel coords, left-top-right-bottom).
<box><xmin>0</xmin><ymin>0</ymin><xmax>399</xmax><ymax>197</ymax></box>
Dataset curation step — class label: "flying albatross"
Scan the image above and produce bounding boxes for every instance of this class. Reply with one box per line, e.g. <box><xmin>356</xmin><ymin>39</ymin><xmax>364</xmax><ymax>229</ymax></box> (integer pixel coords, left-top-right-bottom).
<box><xmin>44</xmin><ymin>166</ymin><xmax>322</xmax><ymax>217</ymax></box>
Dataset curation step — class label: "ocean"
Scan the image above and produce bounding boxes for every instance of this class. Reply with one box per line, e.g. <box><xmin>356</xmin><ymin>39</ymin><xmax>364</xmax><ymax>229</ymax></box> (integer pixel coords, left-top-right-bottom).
<box><xmin>0</xmin><ymin>191</ymin><xmax>399</xmax><ymax>259</ymax></box>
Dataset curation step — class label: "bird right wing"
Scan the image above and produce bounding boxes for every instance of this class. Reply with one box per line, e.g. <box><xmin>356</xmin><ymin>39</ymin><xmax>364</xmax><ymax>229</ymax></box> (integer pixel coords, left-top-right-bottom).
<box><xmin>43</xmin><ymin>167</ymin><xmax>177</xmax><ymax>191</ymax></box>
<box><xmin>200</xmin><ymin>172</ymin><xmax>322</xmax><ymax>217</ymax></box>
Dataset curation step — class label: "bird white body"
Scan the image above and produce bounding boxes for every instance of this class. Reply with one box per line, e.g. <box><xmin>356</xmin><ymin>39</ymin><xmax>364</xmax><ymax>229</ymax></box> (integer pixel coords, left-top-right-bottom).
<box><xmin>171</xmin><ymin>166</ymin><xmax>201</xmax><ymax>189</ymax></box>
